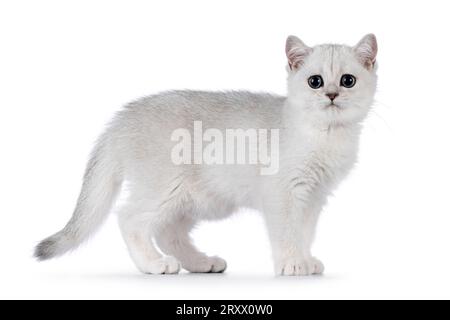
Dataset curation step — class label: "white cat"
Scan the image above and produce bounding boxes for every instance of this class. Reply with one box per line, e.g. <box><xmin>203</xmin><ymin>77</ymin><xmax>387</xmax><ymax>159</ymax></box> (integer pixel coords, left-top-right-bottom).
<box><xmin>35</xmin><ymin>34</ymin><xmax>378</xmax><ymax>276</ymax></box>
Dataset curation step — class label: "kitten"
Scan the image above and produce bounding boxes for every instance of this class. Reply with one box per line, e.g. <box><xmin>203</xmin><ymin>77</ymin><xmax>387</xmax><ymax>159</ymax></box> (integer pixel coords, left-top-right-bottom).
<box><xmin>35</xmin><ymin>34</ymin><xmax>378</xmax><ymax>276</ymax></box>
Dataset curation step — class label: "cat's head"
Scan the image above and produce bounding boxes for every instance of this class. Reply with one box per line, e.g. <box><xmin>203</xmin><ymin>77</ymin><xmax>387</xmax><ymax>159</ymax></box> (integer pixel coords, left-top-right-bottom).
<box><xmin>285</xmin><ymin>34</ymin><xmax>377</xmax><ymax>126</ymax></box>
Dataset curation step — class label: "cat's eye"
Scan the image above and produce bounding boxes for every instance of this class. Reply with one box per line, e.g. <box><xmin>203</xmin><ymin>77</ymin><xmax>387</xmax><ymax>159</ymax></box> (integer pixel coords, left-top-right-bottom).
<box><xmin>340</xmin><ymin>74</ymin><xmax>356</xmax><ymax>88</ymax></box>
<box><xmin>308</xmin><ymin>75</ymin><xmax>324</xmax><ymax>89</ymax></box>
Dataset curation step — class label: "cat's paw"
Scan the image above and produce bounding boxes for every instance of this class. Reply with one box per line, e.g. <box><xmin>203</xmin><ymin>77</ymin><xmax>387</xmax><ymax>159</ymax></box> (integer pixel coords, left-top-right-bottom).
<box><xmin>139</xmin><ymin>256</ymin><xmax>181</xmax><ymax>275</ymax></box>
<box><xmin>276</xmin><ymin>257</ymin><xmax>324</xmax><ymax>276</ymax></box>
<box><xmin>183</xmin><ymin>256</ymin><xmax>227</xmax><ymax>273</ymax></box>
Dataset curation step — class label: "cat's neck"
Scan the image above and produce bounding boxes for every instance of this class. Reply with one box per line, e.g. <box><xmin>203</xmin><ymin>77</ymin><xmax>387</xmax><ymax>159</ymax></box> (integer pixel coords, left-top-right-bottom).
<box><xmin>281</xmin><ymin>99</ymin><xmax>363</xmax><ymax>138</ymax></box>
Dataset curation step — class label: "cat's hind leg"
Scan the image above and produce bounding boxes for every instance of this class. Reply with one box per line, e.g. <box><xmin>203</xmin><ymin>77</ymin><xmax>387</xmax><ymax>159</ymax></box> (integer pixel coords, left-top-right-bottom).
<box><xmin>118</xmin><ymin>203</ymin><xmax>181</xmax><ymax>274</ymax></box>
<box><xmin>155</xmin><ymin>216</ymin><xmax>227</xmax><ymax>273</ymax></box>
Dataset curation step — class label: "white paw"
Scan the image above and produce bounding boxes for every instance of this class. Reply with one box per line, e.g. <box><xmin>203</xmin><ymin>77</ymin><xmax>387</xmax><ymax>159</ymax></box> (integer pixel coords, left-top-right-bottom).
<box><xmin>183</xmin><ymin>256</ymin><xmax>227</xmax><ymax>273</ymax></box>
<box><xmin>139</xmin><ymin>256</ymin><xmax>181</xmax><ymax>275</ymax></box>
<box><xmin>276</xmin><ymin>257</ymin><xmax>324</xmax><ymax>276</ymax></box>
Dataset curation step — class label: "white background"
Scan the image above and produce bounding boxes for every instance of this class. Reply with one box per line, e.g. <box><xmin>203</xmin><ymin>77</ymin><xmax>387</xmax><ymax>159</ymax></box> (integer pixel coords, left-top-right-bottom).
<box><xmin>1</xmin><ymin>0</ymin><xmax>449</xmax><ymax>300</ymax></box>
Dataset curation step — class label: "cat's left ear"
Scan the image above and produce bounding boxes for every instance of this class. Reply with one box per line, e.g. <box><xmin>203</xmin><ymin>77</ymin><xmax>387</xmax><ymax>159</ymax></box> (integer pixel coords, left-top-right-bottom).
<box><xmin>353</xmin><ymin>34</ymin><xmax>378</xmax><ymax>70</ymax></box>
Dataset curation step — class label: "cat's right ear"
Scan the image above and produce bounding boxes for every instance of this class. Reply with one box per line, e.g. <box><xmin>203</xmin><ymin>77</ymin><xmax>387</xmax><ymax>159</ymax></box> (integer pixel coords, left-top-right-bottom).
<box><xmin>285</xmin><ymin>35</ymin><xmax>312</xmax><ymax>71</ymax></box>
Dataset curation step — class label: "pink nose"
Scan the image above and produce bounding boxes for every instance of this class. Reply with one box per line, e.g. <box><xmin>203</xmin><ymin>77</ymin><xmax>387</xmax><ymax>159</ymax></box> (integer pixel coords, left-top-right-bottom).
<box><xmin>326</xmin><ymin>92</ymin><xmax>339</xmax><ymax>101</ymax></box>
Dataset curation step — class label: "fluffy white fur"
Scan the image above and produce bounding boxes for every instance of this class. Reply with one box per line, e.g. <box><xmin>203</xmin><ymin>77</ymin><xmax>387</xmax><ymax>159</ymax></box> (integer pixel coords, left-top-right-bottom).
<box><xmin>35</xmin><ymin>34</ymin><xmax>378</xmax><ymax>276</ymax></box>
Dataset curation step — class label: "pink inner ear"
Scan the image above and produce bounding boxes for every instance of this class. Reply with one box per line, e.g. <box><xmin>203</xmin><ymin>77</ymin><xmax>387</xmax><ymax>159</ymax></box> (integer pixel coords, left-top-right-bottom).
<box><xmin>287</xmin><ymin>48</ymin><xmax>310</xmax><ymax>70</ymax></box>
<box><xmin>355</xmin><ymin>35</ymin><xmax>377</xmax><ymax>70</ymax></box>
<box><xmin>360</xmin><ymin>51</ymin><xmax>376</xmax><ymax>70</ymax></box>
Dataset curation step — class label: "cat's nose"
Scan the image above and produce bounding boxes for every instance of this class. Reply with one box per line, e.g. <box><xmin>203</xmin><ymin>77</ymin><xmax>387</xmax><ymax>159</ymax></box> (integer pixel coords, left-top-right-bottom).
<box><xmin>326</xmin><ymin>92</ymin><xmax>339</xmax><ymax>101</ymax></box>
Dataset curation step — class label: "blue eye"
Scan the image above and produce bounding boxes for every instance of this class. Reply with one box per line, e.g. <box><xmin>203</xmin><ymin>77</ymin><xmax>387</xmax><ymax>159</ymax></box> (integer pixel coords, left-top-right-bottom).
<box><xmin>340</xmin><ymin>74</ymin><xmax>356</xmax><ymax>88</ymax></box>
<box><xmin>308</xmin><ymin>75</ymin><xmax>323</xmax><ymax>89</ymax></box>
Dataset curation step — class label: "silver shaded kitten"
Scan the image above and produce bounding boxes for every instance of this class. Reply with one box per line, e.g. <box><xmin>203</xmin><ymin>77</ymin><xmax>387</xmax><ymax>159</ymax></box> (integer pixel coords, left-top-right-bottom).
<box><xmin>35</xmin><ymin>34</ymin><xmax>378</xmax><ymax>276</ymax></box>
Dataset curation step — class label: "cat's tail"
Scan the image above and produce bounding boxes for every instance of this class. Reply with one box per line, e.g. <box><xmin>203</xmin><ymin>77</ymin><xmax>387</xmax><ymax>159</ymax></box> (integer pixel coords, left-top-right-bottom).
<box><xmin>34</xmin><ymin>135</ymin><xmax>122</xmax><ymax>260</ymax></box>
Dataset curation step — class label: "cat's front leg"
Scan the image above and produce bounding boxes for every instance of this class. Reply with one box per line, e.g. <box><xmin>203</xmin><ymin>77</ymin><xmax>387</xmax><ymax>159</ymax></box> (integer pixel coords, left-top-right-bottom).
<box><xmin>264</xmin><ymin>192</ymin><xmax>325</xmax><ymax>276</ymax></box>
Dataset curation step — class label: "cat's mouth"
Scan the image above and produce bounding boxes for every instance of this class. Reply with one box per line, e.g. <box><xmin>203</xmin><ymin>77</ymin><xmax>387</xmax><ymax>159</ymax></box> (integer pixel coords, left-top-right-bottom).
<box><xmin>325</xmin><ymin>102</ymin><xmax>342</xmax><ymax>109</ymax></box>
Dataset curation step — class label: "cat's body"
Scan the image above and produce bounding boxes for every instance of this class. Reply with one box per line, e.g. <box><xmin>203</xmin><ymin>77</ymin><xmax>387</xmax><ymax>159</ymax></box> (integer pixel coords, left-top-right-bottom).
<box><xmin>35</xmin><ymin>35</ymin><xmax>378</xmax><ymax>275</ymax></box>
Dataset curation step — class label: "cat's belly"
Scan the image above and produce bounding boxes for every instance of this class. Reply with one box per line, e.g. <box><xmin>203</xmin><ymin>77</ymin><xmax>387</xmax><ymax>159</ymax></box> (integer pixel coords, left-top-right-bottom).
<box><xmin>125</xmin><ymin>137</ymin><xmax>357</xmax><ymax>219</ymax></box>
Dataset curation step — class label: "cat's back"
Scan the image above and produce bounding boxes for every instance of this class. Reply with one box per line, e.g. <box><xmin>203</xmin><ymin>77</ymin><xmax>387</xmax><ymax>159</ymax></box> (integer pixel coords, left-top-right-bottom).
<box><xmin>109</xmin><ymin>90</ymin><xmax>285</xmax><ymax>189</ymax></box>
<box><xmin>118</xmin><ymin>90</ymin><xmax>285</xmax><ymax>130</ymax></box>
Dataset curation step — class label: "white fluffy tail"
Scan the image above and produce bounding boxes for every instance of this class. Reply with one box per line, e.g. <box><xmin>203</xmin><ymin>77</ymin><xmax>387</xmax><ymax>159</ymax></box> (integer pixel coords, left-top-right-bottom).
<box><xmin>34</xmin><ymin>138</ymin><xmax>121</xmax><ymax>260</ymax></box>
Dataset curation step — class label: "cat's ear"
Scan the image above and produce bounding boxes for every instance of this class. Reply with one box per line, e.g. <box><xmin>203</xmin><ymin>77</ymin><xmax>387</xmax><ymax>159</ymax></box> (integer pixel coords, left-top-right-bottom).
<box><xmin>285</xmin><ymin>35</ymin><xmax>312</xmax><ymax>71</ymax></box>
<box><xmin>353</xmin><ymin>34</ymin><xmax>378</xmax><ymax>70</ymax></box>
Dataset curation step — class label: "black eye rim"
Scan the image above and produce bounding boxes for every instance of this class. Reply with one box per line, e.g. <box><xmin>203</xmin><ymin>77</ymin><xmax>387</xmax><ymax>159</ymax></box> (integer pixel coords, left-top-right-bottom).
<box><xmin>340</xmin><ymin>74</ymin><xmax>357</xmax><ymax>88</ymax></box>
<box><xmin>308</xmin><ymin>75</ymin><xmax>324</xmax><ymax>89</ymax></box>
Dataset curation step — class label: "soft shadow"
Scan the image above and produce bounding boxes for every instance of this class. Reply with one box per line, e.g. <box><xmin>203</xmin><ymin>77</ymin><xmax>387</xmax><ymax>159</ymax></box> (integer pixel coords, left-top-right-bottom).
<box><xmin>66</xmin><ymin>271</ymin><xmax>340</xmax><ymax>285</ymax></box>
